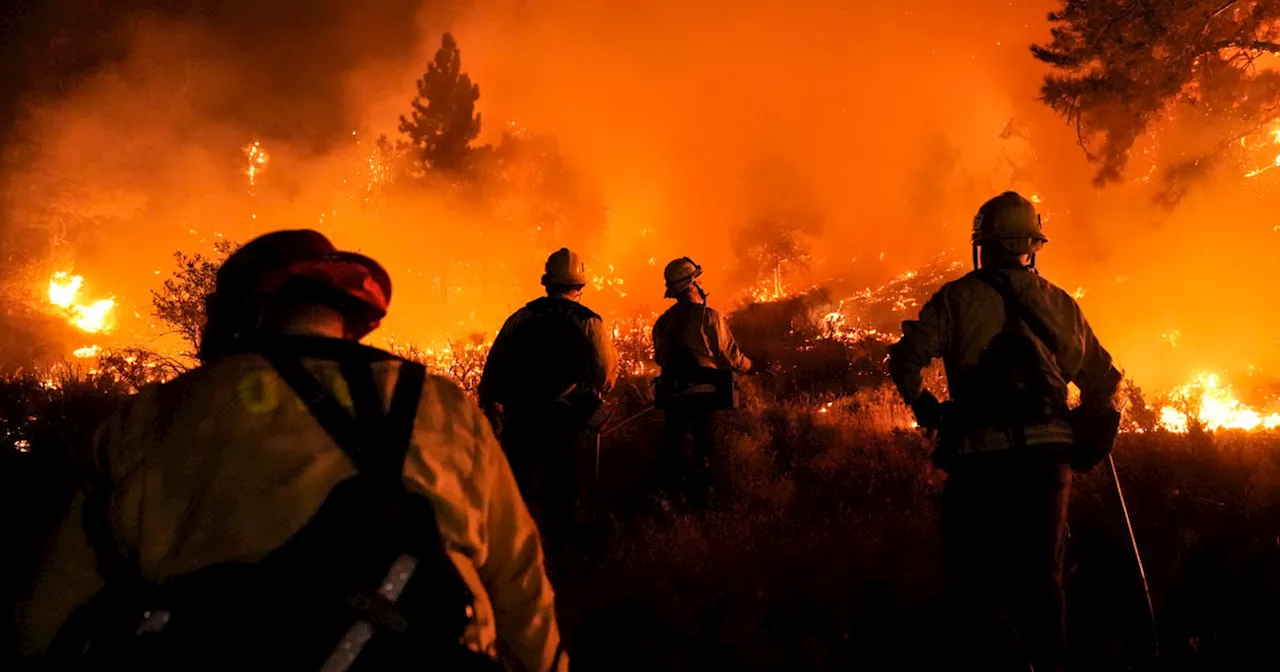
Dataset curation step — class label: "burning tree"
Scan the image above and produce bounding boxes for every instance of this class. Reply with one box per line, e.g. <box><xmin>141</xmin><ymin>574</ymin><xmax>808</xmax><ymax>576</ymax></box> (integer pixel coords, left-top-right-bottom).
<box><xmin>732</xmin><ymin>215</ymin><xmax>816</xmax><ymax>301</ymax></box>
<box><xmin>732</xmin><ymin>157</ymin><xmax>822</xmax><ymax>301</ymax></box>
<box><xmin>398</xmin><ymin>32</ymin><xmax>482</xmax><ymax>175</ymax></box>
<box><xmin>1034</xmin><ymin>0</ymin><xmax>1280</xmax><ymax>194</ymax></box>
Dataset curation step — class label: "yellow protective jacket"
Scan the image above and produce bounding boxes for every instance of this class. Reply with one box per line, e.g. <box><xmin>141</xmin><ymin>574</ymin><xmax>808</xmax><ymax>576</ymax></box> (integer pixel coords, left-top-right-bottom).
<box><xmin>889</xmin><ymin>267</ymin><xmax>1121</xmax><ymax>453</ymax></box>
<box><xmin>16</xmin><ymin>338</ymin><xmax>567</xmax><ymax>672</ymax></box>
<box><xmin>652</xmin><ymin>301</ymin><xmax>752</xmax><ymax>375</ymax></box>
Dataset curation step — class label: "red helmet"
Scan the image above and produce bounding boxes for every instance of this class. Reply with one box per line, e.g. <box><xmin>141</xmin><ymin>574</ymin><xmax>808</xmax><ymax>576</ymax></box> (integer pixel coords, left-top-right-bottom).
<box><xmin>213</xmin><ymin>229</ymin><xmax>391</xmax><ymax>336</ymax></box>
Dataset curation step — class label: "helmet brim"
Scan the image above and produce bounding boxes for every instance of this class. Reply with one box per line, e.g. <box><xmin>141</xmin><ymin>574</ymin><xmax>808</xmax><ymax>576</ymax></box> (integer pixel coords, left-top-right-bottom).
<box><xmin>664</xmin><ymin>277</ymin><xmax>698</xmax><ymax>298</ymax></box>
<box><xmin>972</xmin><ymin>233</ymin><xmax>1050</xmax><ymax>245</ymax></box>
<box><xmin>322</xmin><ymin>251</ymin><xmax>392</xmax><ymax>302</ymax></box>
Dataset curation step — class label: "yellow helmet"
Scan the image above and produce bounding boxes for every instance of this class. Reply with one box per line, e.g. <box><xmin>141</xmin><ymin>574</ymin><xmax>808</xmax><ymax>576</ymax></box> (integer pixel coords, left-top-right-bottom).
<box><xmin>541</xmin><ymin>248</ymin><xmax>587</xmax><ymax>286</ymax></box>
<box><xmin>663</xmin><ymin>257</ymin><xmax>703</xmax><ymax>298</ymax></box>
<box><xmin>972</xmin><ymin>192</ymin><xmax>1048</xmax><ymax>245</ymax></box>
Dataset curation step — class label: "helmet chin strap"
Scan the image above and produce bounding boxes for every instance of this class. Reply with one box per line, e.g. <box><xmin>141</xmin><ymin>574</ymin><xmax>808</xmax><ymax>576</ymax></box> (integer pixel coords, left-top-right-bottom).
<box><xmin>973</xmin><ymin>242</ymin><xmax>1040</xmax><ymax>273</ymax></box>
<box><xmin>694</xmin><ymin>281</ymin><xmax>708</xmax><ymax>302</ymax></box>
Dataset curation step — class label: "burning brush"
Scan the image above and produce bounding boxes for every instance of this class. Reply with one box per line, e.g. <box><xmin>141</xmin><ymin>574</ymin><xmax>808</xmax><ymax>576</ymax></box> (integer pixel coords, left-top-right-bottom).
<box><xmin>47</xmin><ymin>272</ymin><xmax>115</xmax><ymax>334</ymax></box>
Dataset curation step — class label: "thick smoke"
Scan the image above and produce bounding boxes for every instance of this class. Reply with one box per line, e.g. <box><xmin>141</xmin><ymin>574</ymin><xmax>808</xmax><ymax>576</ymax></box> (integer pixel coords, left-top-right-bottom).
<box><xmin>3</xmin><ymin>0</ymin><xmax>1279</xmax><ymax>393</ymax></box>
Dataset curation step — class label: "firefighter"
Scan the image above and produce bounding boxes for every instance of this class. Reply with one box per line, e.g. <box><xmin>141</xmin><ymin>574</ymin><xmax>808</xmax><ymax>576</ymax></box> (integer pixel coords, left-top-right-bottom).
<box><xmin>888</xmin><ymin>192</ymin><xmax>1122</xmax><ymax>672</ymax></box>
<box><xmin>477</xmin><ymin>248</ymin><xmax>619</xmax><ymax>563</ymax></box>
<box><xmin>652</xmin><ymin>257</ymin><xmax>752</xmax><ymax>509</ymax></box>
<box><xmin>17</xmin><ymin>230</ymin><xmax>568</xmax><ymax>672</ymax></box>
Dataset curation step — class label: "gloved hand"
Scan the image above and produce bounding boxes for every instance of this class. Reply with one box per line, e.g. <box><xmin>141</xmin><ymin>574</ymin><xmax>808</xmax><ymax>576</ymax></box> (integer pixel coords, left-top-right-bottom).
<box><xmin>910</xmin><ymin>391</ymin><xmax>944</xmax><ymax>432</ymax></box>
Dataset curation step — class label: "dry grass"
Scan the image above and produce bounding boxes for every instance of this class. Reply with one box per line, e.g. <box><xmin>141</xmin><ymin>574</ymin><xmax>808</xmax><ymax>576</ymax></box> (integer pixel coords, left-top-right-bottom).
<box><xmin>561</xmin><ymin>388</ymin><xmax>1280</xmax><ymax>671</ymax></box>
<box><xmin>4</xmin><ymin>327</ymin><xmax>1280</xmax><ymax>670</ymax></box>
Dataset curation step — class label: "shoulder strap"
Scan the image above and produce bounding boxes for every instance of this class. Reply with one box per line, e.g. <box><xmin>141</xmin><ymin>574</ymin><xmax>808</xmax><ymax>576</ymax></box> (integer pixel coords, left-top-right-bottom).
<box><xmin>262</xmin><ymin>348</ymin><xmax>373</xmax><ymax>471</ymax></box>
<box><xmin>260</xmin><ymin>347</ymin><xmax>425</xmax><ymax>483</ymax></box>
<box><xmin>384</xmin><ymin>362</ymin><xmax>427</xmax><ymax>475</ymax></box>
<box><xmin>972</xmin><ymin>269</ymin><xmax>1062</xmax><ymax>356</ymax></box>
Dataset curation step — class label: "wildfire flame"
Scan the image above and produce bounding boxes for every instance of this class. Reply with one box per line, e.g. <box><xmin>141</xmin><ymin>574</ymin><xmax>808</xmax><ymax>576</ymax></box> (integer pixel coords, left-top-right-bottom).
<box><xmin>245</xmin><ymin>140</ymin><xmax>269</xmax><ymax>188</ymax></box>
<box><xmin>73</xmin><ymin>345</ymin><xmax>102</xmax><ymax>359</ymax></box>
<box><xmin>1243</xmin><ymin>126</ymin><xmax>1280</xmax><ymax>178</ymax></box>
<box><xmin>1157</xmin><ymin>372</ymin><xmax>1280</xmax><ymax>433</ymax></box>
<box><xmin>748</xmin><ymin>265</ymin><xmax>792</xmax><ymax>303</ymax></box>
<box><xmin>362</xmin><ymin>140</ymin><xmax>391</xmax><ymax>205</ymax></box>
<box><xmin>591</xmin><ymin>263</ymin><xmax>628</xmax><ymax>298</ymax></box>
<box><xmin>48</xmin><ymin>272</ymin><xmax>115</xmax><ymax>333</ymax></box>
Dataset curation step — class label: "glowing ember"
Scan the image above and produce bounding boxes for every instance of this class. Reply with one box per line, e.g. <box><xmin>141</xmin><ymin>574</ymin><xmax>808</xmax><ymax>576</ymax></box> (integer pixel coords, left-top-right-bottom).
<box><xmin>244</xmin><ymin>140</ymin><xmax>269</xmax><ymax>188</ymax></box>
<box><xmin>591</xmin><ymin>264</ymin><xmax>628</xmax><ymax>298</ymax></box>
<box><xmin>361</xmin><ymin>140</ymin><xmax>392</xmax><ymax>205</ymax></box>
<box><xmin>1157</xmin><ymin>372</ymin><xmax>1280</xmax><ymax>433</ymax></box>
<box><xmin>73</xmin><ymin>345</ymin><xmax>102</xmax><ymax>359</ymax></box>
<box><xmin>820</xmin><ymin>304</ymin><xmax>896</xmax><ymax>344</ymax></box>
<box><xmin>1244</xmin><ymin>126</ymin><xmax>1280</xmax><ymax>178</ymax></box>
<box><xmin>47</xmin><ymin>272</ymin><xmax>116</xmax><ymax>334</ymax></box>
<box><xmin>750</xmin><ymin>285</ymin><xmax>789</xmax><ymax>303</ymax></box>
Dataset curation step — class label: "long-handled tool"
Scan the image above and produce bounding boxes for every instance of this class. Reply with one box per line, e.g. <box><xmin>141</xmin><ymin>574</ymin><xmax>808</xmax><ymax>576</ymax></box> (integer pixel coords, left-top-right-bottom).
<box><xmin>1109</xmin><ymin>453</ymin><xmax>1159</xmax><ymax>660</ymax></box>
<box><xmin>594</xmin><ymin>403</ymin><xmax>656</xmax><ymax>481</ymax></box>
<box><xmin>600</xmin><ymin>403</ymin><xmax>657</xmax><ymax>439</ymax></box>
<box><xmin>581</xmin><ymin>403</ymin><xmax>659</xmax><ymax>521</ymax></box>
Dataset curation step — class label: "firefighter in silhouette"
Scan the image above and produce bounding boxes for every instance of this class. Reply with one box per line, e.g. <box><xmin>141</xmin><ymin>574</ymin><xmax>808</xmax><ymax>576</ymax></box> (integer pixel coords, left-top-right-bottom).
<box><xmin>478</xmin><ymin>248</ymin><xmax>619</xmax><ymax>563</ymax></box>
<box><xmin>18</xmin><ymin>230</ymin><xmax>567</xmax><ymax>672</ymax></box>
<box><xmin>888</xmin><ymin>193</ymin><xmax>1122</xmax><ymax>672</ymax></box>
<box><xmin>652</xmin><ymin>257</ymin><xmax>752</xmax><ymax>509</ymax></box>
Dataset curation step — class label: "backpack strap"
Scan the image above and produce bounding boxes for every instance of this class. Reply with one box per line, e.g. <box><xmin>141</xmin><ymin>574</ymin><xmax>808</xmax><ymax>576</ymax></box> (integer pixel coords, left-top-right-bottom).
<box><xmin>261</xmin><ymin>347</ymin><xmax>372</xmax><ymax>470</ymax></box>
<box><xmin>972</xmin><ymin>269</ymin><xmax>1062</xmax><ymax>356</ymax></box>
<box><xmin>259</xmin><ymin>346</ymin><xmax>425</xmax><ymax>482</ymax></box>
<box><xmin>384</xmin><ymin>361</ymin><xmax>427</xmax><ymax>477</ymax></box>
<box><xmin>261</xmin><ymin>347</ymin><xmax>431</xmax><ymax>672</ymax></box>
<box><xmin>971</xmin><ymin>269</ymin><xmax>1065</xmax><ymax>449</ymax></box>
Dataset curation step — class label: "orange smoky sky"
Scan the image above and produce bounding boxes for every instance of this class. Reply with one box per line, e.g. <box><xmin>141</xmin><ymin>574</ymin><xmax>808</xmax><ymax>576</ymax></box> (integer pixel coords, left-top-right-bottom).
<box><xmin>3</xmin><ymin>0</ymin><xmax>1280</xmax><ymax>393</ymax></box>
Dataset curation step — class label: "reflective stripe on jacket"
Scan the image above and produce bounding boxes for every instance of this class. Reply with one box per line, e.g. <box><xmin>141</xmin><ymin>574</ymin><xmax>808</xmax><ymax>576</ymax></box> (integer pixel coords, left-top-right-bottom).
<box><xmin>956</xmin><ymin>422</ymin><xmax>1076</xmax><ymax>454</ymax></box>
<box><xmin>16</xmin><ymin>342</ymin><xmax>568</xmax><ymax>672</ymax></box>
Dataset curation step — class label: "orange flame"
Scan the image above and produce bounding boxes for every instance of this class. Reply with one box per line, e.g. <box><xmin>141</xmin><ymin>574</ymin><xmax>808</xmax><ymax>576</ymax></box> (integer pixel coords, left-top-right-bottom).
<box><xmin>591</xmin><ymin>263</ymin><xmax>628</xmax><ymax>298</ymax></box>
<box><xmin>245</xmin><ymin>140</ymin><xmax>269</xmax><ymax>189</ymax></box>
<box><xmin>48</xmin><ymin>272</ymin><xmax>116</xmax><ymax>334</ymax></box>
<box><xmin>1243</xmin><ymin>126</ymin><xmax>1280</xmax><ymax>178</ymax></box>
<box><xmin>1157</xmin><ymin>372</ymin><xmax>1280</xmax><ymax>432</ymax></box>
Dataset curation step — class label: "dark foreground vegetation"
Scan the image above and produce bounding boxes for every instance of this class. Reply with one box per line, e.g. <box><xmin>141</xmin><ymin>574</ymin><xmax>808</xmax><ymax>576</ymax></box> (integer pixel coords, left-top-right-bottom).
<box><xmin>567</xmin><ymin>393</ymin><xmax>1280</xmax><ymax>671</ymax></box>
<box><xmin>3</xmin><ymin>311</ymin><xmax>1279</xmax><ymax>671</ymax></box>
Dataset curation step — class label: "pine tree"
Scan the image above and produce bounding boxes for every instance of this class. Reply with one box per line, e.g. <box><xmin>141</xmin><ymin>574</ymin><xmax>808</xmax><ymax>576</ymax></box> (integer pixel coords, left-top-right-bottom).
<box><xmin>398</xmin><ymin>33</ymin><xmax>482</xmax><ymax>174</ymax></box>
<box><xmin>1033</xmin><ymin>0</ymin><xmax>1280</xmax><ymax>189</ymax></box>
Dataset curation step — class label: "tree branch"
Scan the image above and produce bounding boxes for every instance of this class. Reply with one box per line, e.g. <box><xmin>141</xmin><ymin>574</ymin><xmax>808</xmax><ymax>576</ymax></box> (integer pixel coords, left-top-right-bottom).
<box><xmin>1212</xmin><ymin>40</ymin><xmax>1280</xmax><ymax>53</ymax></box>
<box><xmin>1210</xmin><ymin>1</ymin><xmax>1238</xmax><ymax>20</ymax></box>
